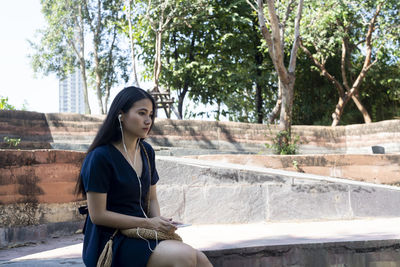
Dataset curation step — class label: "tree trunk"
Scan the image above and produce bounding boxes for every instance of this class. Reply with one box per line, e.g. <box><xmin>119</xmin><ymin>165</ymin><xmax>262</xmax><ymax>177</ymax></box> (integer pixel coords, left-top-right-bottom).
<box><xmin>178</xmin><ymin>83</ymin><xmax>188</xmax><ymax>119</ymax></box>
<box><xmin>216</xmin><ymin>100</ymin><xmax>221</xmax><ymax>121</ymax></box>
<box><xmin>103</xmin><ymin>26</ymin><xmax>117</xmax><ymax>114</ymax></box>
<box><xmin>255</xmin><ymin>83</ymin><xmax>263</xmax><ymax>123</ymax></box>
<box><xmin>93</xmin><ymin>1</ymin><xmax>104</xmax><ymax>114</ymax></box>
<box><xmin>331</xmin><ymin>94</ymin><xmax>351</xmax><ymax>126</ymax></box>
<box><xmin>94</xmin><ymin>53</ymin><xmax>104</xmax><ymax>114</ymax></box>
<box><xmin>254</xmin><ymin>47</ymin><xmax>264</xmax><ymax>124</ymax></box>
<box><xmin>76</xmin><ymin>4</ymin><xmax>91</xmax><ymax>114</ymax></box>
<box><xmin>352</xmin><ymin>93</ymin><xmax>372</xmax><ymax>123</ymax></box>
<box><xmin>79</xmin><ymin>59</ymin><xmax>91</xmax><ymax>114</ymax></box>
<box><xmin>127</xmin><ymin>0</ymin><xmax>140</xmax><ymax>87</ymax></box>
<box><xmin>279</xmin><ymin>75</ymin><xmax>295</xmax><ymax>132</ymax></box>
<box><xmin>104</xmin><ymin>85</ymin><xmax>110</xmax><ymax>114</ymax></box>
<box><xmin>268</xmin><ymin>80</ymin><xmax>282</xmax><ymax>123</ymax></box>
<box><xmin>176</xmin><ymin>31</ymin><xmax>195</xmax><ymax>119</ymax></box>
<box><xmin>153</xmin><ymin>30</ymin><xmax>163</xmax><ymax>91</ymax></box>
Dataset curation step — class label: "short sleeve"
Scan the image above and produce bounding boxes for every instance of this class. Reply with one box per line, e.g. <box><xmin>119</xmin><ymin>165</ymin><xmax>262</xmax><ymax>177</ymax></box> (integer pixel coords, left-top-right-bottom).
<box><xmin>80</xmin><ymin>148</ymin><xmax>112</xmax><ymax>193</ymax></box>
<box><xmin>150</xmin><ymin>149</ymin><xmax>159</xmax><ymax>185</ymax></box>
<box><xmin>142</xmin><ymin>141</ymin><xmax>159</xmax><ymax>185</ymax></box>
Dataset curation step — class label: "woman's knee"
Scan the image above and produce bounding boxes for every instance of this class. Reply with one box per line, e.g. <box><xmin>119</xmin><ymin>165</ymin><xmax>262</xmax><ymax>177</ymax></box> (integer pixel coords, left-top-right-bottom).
<box><xmin>196</xmin><ymin>250</ymin><xmax>213</xmax><ymax>267</ymax></box>
<box><xmin>148</xmin><ymin>241</ymin><xmax>197</xmax><ymax>267</ymax></box>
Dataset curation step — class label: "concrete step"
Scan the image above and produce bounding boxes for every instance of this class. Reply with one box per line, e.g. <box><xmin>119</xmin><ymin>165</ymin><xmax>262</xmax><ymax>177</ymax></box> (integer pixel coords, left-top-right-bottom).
<box><xmin>1</xmin><ymin>218</ymin><xmax>400</xmax><ymax>267</ymax></box>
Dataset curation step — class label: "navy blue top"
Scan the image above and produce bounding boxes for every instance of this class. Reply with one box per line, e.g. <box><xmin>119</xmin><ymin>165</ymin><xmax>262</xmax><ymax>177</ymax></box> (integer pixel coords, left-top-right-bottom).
<box><xmin>80</xmin><ymin>141</ymin><xmax>159</xmax><ymax>267</ymax></box>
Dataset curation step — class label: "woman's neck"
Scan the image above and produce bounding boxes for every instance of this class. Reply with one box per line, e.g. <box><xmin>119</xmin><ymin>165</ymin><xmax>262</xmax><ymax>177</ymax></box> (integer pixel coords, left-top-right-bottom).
<box><xmin>118</xmin><ymin>133</ymin><xmax>139</xmax><ymax>155</ymax></box>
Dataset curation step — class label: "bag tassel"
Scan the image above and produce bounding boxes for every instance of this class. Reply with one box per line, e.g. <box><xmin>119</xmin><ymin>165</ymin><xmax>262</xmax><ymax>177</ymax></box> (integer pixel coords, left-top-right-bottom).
<box><xmin>97</xmin><ymin>230</ymin><xmax>118</xmax><ymax>267</ymax></box>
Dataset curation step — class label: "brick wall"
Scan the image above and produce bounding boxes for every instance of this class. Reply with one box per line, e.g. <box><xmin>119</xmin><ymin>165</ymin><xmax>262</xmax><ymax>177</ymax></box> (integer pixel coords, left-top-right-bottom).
<box><xmin>0</xmin><ymin>150</ymin><xmax>85</xmax><ymax>229</ymax></box>
<box><xmin>1</xmin><ymin>110</ymin><xmax>399</xmax><ymax>154</ymax></box>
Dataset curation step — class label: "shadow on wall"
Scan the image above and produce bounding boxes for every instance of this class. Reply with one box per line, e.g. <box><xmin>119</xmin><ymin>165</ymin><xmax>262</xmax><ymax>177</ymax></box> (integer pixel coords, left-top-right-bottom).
<box><xmin>150</xmin><ymin>119</ymin><xmax>253</xmax><ymax>152</ymax></box>
<box><xmin>0</xmin><ymin>110</ymin><xmax>54</xmax><ymax>149</ymax></box>
<box><xmin>0</xmin><ymin>110</ymin><xmax>399</xmax><ymax>154</ymax></box>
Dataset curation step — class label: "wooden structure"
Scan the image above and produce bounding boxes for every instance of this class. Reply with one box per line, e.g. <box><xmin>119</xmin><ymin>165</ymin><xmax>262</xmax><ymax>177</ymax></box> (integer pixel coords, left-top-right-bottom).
<box><xmin>149</xmin><ymin>89</ymin><xmax>175</xmax><ymax>119</ymax></box>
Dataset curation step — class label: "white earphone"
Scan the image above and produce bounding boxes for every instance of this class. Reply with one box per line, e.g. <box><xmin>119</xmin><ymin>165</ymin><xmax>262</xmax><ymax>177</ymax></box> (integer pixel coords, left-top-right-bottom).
<box><xmin>118</xmin><ymin>112</ymin><xmax>156</xmax><ymax>250</ymax></box>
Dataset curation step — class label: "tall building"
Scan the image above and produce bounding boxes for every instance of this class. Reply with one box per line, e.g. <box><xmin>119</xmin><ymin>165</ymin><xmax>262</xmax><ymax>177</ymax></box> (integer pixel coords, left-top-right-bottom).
<box><xmin>59</xmin><ymin>69</ymin><xmax>85</xmax><ymax>114</ymax></box>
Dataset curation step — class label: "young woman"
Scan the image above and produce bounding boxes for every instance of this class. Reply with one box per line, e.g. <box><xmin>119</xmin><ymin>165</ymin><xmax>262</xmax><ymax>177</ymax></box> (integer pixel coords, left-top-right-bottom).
<box><xmin>76</xmin><ymin>86</ymin><xmax>212</xmax><ymax>267</ymax></box>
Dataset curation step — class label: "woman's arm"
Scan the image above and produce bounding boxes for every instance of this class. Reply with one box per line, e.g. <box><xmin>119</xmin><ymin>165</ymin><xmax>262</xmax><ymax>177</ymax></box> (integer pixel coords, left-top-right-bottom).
<box><xmin>87</xmin><ymin>191</ymin><xmax>175</xmax><ymax>233</ymax></box>
<box><xmin>148</xmin><ymin>185</ymin><xmax>160</xmax><ymax>217</ymax></box>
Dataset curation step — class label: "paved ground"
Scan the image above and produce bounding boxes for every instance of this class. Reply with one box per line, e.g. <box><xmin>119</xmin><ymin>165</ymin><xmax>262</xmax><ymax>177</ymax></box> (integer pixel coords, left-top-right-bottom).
<box><xmin>1</xmin><ymin>217</ymin><xmax>400</xmax><ymax>266</ymax></box>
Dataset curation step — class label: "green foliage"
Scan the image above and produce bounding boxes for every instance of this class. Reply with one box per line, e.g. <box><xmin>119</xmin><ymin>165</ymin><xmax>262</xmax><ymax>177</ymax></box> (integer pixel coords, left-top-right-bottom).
<box><xmin>132</xmin><ymin>0</ymin><xmax>277</xmax><ymax>122</ymax></box>
<box><xmin>29</xmin><ymin>0</ymin><xmax>399</xmax><ymax>123</ymax></box>
<box><xmin>299</xmin><ymin>0</ymin><xmax>400</xmax><ymax>125</ymax></box>
<box><xmin>266</xmin><ymin>130</ymin><xmax>299</xmax><ymax>155</ymax></box>
<box><xmin>3</xmin><ymin>137</ymin><xmax>21</xmax><ymax>148</ymax></box>
<box><xmin>29</xmin><ymin>0</ymin><xmax>79</xmax><ymax>79</ymax></box>
<box><xmin>0</xmin><ymin>96</ymin><xmax>16</xmax><ymax>110</ymax></box>
<box><xmin>292</xmin><ymin>160</ymin><xmax>299</xmax><ymax>170</ymax></box>
<box><xmin>30</xmin><ymin>0</ymin><xmax>129</xmax><ymax>114</ymax></box>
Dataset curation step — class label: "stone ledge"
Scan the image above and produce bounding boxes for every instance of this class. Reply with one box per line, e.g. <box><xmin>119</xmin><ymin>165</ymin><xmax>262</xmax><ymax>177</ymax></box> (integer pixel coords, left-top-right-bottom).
<box><xmin>1</xmin><ymin>219</ymin><xmax>400</xmax><ymax>266</ymax></box>
<box><xmin>1</xmin><ymin>110</ymin><xmax>399</xmax><ymax>154</ymax></box>
<box><xmin>0</xmin><ymin>220</ymin><xmax>84</xmax><ymax>249</ymax></box>
<box><xmin>156</xmin><ymin>156</ymin><xmax>400</xmax><ymax>223</ymax></box>
<box><xmin>204</xmin><ymin>239</ymin><xmax>400</xmax><ymax>267</ymax></box>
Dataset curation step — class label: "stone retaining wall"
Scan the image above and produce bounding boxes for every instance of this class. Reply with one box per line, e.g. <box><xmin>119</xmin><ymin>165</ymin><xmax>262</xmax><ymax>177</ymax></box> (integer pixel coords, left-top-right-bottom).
<box><xmin>2</xmin><ymin>149</ymin><xmax>400</xmax><ymax>248</ymax></box>
<box><xmin>1</xmin><ymin>110</ymin><xmax>399</xmax><ymax>154</ymax></box>
<box><xmin>188</xmin><ymin>154</ymin><xmax>400</xmax><ymax>186</ymax></box>
<box><xmin>0</xmin><ymin>150</ymin><xmax>85</xmax><ymax>248</ymax></box>
<box><xmin>205</xmin><ymin>240</ymin><xmax>400</xmax><ymax>267</ymax></box>
<box><xmin>156</xmin><ymin>156</ymin><xmax>400</xmax><ymax>224</ymax></box>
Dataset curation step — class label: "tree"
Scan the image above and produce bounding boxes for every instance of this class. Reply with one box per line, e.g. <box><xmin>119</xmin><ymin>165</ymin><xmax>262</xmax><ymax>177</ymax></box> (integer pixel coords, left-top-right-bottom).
<box><xmin>299</xmin><ymin>0</ymin><xmax>400</xmax><ymax>126</ymax></box>
<box><xmin>0</xmin><ymin>96</ymin><xmax>16</xmax><ymax>110</ymax></box>
<box><xmin>141</xmin><ymin>0</ymin><xmax>276</xmax><ymax>122</ymax></box>
<box><xmin>30</xmin><ymin>0</ymin><xmax>129</xmax><ymax>114</ymax></box>
<box><xmin>140</xmin><ymin>0</ymin><xmax>206</xmax><ymax>93</ymax></box>
<box><xmin>247</xmin><ymin>0</ymin><xmax>304</xmax><ymax>135</ymax></box>
<box><xmin>84</xmin><ymin>0</ymin><xmax>129</xmax><ymax>114</ymax></box>
<box><xmin>124</xmin><ymin>0</ymin><xmax>141</xmax><ymax>87</ymax></box>
<box><xmin>30</xmin><ymin>0</ymin><xmax>91</xmax><ymax>114</ymax></box>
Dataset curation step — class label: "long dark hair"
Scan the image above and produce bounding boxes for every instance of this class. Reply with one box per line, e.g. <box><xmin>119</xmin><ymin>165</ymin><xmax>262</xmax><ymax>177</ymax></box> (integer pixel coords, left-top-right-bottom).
<box><xmin>75</xmin><ymin>86</ymin><xmax>156</xmax><ymax>197</ymax></box>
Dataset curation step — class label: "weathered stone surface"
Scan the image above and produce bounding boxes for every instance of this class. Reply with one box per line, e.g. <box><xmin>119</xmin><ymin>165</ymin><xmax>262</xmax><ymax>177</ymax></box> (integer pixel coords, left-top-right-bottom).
<box><xmin>267</xmin><ymin>183</ymin><xmax>352</xmax><ymax>221</ymax></box>
<box><xmin>2</xmin><ymin>149</ymin><xmax>400</xmax><ymax>247</ymax></box>
<box><xmin>157</xmin><ymin>185</ymin><xmax>185</xmax><ymax>221</ymax></box>
<box><xmin>204</xmin><ymin>240</ymin><xmax>400</xmax><ymax>267</ymax></box>
<box><xmin>184</xmin><ymin>185</ymin><xmax>265</xmax><ymax>224</ymax></box>
<box><xmin>0</xmin><ymin>150</ymin><xmax>85</xmax><ymax>205</ymax></box>
<box><xmin>350</xmin><ymin>186</ymin><xmax>400</xmax><ymax>217</ymax></box>
<box><xmin>0</xmin><ymin>220</ymin><xmax>84</xmax><ymax>248</ymax></box>
<box><xmin>0</xmin><ymin>201</ymin><xmax>85</xmax><ymax>227</ymax></box>
<box><xmin>188</xmin><ymin>154</ymin><xmax>400</xmax><ymax>186</ymax></box>
<box><xmin>156</xmin><ymin>160</ymin><xmax>215</xmax><ymax>186</ymax></box>
<box><xmin>1</xmin><ymin>110</ymin><xmax>399</xmax><ymax>154</ymax></box>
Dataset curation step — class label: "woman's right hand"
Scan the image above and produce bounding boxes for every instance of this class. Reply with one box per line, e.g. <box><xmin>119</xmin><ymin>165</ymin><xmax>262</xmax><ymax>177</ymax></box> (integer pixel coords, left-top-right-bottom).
<box><xmin>147</xmin><ymin>216</ymin><xmax>177</xmax><ymax>234</ymax></box>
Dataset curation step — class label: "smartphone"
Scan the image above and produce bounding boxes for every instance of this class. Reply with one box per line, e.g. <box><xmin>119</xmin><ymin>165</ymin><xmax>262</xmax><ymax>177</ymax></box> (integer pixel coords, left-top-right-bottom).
<box><xmin>171</xmin><ymin>221</ymin><xmax>191</xmax><ymax>228</ymax></box>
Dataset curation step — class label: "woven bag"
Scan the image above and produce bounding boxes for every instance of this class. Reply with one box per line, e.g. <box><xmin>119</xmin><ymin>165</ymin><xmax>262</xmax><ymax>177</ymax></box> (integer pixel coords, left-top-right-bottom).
<box><xmin>121</xmin><ymin>227</ymin><xmax>182</xmax><ymax>241</ymax></box>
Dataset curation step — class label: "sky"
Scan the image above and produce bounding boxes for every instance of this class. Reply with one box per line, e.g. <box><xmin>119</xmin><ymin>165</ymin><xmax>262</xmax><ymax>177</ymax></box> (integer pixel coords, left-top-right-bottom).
<box><xmin>0</xmin><ymin>0</ymin><xmax>123</xmax><ymax>114</ymax></box>
<box><xmin>0</xmin><ymin>1</ymin><xmax>60</xmax><ymax>113</ymax></box>
<box><xmin>0</xmin><ymin>1</ymin><xmax>219</xmax><ymax>119</ymax></box>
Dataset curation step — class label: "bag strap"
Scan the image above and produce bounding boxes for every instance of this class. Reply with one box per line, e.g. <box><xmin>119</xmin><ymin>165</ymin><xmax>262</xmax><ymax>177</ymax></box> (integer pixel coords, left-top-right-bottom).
<box><xmin>140</xmin><ymin>142</ymin><xmax>151</xmax><ymax>173</ymax></box>
<box><xmin>139</xmin><ymin>142</ymin><xmax>152</xmax><ymax>215</ymax></box>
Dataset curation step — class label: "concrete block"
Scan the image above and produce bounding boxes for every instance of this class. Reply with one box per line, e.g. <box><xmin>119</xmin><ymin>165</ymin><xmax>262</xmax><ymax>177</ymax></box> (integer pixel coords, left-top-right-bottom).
<box><xmin>184</xmin><ymin>185</ymin><xmax>265</xmax><ymax>224</ymax></box>
<box><xmin>0</xmin><ymin>202</ymin><xmax>85</xmax><ymax>227</ymax></box>
<box><xmin>204</xmin><ymin>240</ymin><xmax>400</xmax><ymax>267</ymax></box>
<box><xmin>0</xmin><ymin>220</ymin><xmax>84</xmax><ymax>248</ymax></box>
<box><xmin>156</xmin><ymin>160</ymin><xmax>215</xmax><ymax>186</ymax></box>
<box><xmin>267</xmin><ymin>183</ymin><xmax>352</xmax><ymax>221</ymax></box>
<box><xmin>350</xmin><ymin>186</ymin><xmax>400</xmax><ymax>217</ymax></box>
<box><xmin>157</xmin><ymin>185</ymin><xmax>185</xmax><ymax>222</ymax></box>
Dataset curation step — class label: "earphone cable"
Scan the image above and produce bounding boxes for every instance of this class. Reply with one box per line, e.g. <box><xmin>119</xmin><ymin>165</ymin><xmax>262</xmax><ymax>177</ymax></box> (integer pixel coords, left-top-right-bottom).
<box><xmin>119</xmin><ymin>117</ymin><xmax>158</xmax><ymax>250</ymax></box>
